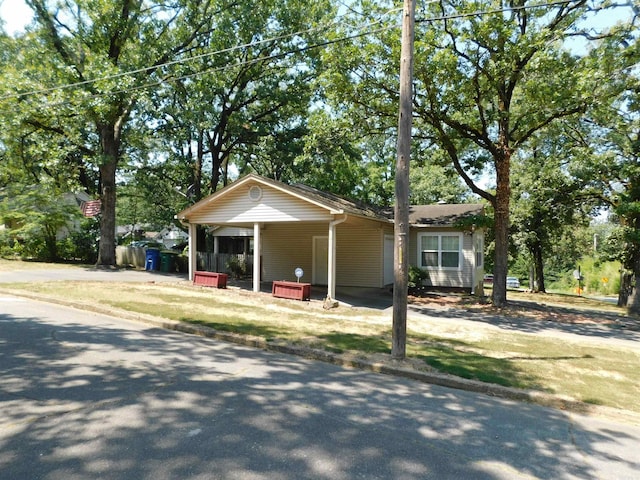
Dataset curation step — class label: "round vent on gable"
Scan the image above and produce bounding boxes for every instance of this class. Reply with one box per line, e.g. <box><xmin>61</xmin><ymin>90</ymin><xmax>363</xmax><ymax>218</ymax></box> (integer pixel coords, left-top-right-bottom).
<box><xmin>248</xmin><ymin>185</ymin><xmax>262</xmax><ymax>202</ymax></box>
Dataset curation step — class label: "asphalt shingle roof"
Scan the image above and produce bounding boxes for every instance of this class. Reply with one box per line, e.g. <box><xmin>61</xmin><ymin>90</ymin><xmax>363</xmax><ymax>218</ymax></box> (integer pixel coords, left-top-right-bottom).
<box><xmin>408</xmin><ymin>204</ymin><xmax>485</xmax><ymax>226</ymax></box>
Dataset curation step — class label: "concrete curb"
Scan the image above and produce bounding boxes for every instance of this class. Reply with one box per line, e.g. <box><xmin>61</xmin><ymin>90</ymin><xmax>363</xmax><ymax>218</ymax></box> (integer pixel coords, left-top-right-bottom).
<box><xmin>3</xmin><ymin>287</ymin><xmax>639</xmax><ymax>426</ymax></box>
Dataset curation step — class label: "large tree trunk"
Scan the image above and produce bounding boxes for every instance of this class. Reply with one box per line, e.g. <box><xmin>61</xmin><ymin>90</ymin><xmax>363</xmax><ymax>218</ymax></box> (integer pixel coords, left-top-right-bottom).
<box><xmin>627</xmin><ymin>255</ymin><xmax>640</xmax><ymax>316</ymax></box>
<box><xmin>492</xmin><ymin>152</ymin><xmax>511</xmax><ymax>307</ymax></box>
<box><xmin>618</xmin><ymin>271</ymin><xmax>631</xmax><ymax>307</ymax></box>
<box><xmin>96</xmin><ymin>123</ymin><xmax>121</xmax><ymax>267</ymax></box>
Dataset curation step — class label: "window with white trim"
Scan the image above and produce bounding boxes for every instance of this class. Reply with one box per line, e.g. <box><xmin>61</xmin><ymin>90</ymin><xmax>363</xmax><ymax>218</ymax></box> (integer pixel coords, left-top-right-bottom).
<box><xmin>418</xmin><ymin>233</ymin><xmax>462</xmax><ymax>270</ymax></box>
<box><xmin>475</xmin><ymin>235</ymin><xmax>484</xmax><ymax>268</ymax></box>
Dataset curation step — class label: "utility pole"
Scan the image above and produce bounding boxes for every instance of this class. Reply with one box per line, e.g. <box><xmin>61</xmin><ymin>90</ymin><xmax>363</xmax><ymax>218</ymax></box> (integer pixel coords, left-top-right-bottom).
<box><xmin>392</xmin><ymin>0</ymin><xmax>416</xmax><ymax>360</ymax></box>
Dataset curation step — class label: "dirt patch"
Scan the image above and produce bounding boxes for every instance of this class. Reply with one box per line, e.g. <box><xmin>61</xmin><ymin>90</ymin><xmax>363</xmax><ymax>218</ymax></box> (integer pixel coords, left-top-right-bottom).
<box><xmin>408</xmin><ymin>289</ymin><xmax>639</xmax><ymax>330</ymax></box>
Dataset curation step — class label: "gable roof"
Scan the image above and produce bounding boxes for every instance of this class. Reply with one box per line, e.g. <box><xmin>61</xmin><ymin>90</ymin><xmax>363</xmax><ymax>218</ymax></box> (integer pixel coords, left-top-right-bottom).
<box><xmin>409</xmin><ymin>204</ymin><xmax>485</xmax><ymax>226</ymax></box>
<box><xmin>177</xmin><ymin>173</ymin><xmax>484</xmax><ymax>228</ymax></box>
<box><xmin>177</xmin><ymin>173</ymin><xmax>391</xmax><ymax>223</ymax></box>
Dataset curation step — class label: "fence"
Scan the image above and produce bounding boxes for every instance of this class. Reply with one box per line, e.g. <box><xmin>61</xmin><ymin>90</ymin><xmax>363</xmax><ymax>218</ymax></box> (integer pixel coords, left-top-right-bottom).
<box><xmin>116</xmin><ymin>246</ymin><xmax>147</xmax><ymax>268</ymax></box>
<box><xmin>116</xmin><ymin>246</ymin><xmax>252</xmax><ymax>276</ymax></box>
<box><xmin>197</xmin><ymin>252</ymin><xmax>253</xmax><ymax>276</ymax></box>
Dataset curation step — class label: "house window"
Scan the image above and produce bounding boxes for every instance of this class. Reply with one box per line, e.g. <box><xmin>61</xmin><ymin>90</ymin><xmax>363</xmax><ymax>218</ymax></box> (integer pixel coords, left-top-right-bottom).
<box><xmin>475</xmin><ymin>235</ymin><xmax>484</xmax><ymax>268</ymax></box>
<box><xmin>419</xmin><ymin>233</ymin><xmax>462</xmax><ymax>270</ymax></box>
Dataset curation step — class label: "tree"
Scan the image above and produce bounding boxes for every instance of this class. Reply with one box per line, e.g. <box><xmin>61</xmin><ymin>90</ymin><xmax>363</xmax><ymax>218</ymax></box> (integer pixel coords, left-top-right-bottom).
<box><xmin>510</xmin><ymin>135</ymin><xmax>594</xmax><ymax>292</ymax></box>
<box><xmin>574</xmin><ymin>78</ymin><xmax>640</xmax><ymax>311</ymax></box>
<box><xmin>154</xmin><ymin>0</ymin><xmax>335</xmax><ymax>197</ymax></box>
<box><xmin>409</xmin><ymin>158</ymin><xmax>472</xmax><ymax>205</ymax></box>
<box><xmin>317</xmin><ymin>1</ymin><xmax>631</xmax><ymax>306</ymax></box>
<box><xmin>306</xmin><ymin>2</ymin><xmax>470</xmax><ymax>207</ymax></box>
<box><xmin>4</xmin><ymin>0</ymin><xmax>224</xmax><ymax>266</ymax></box>
<box><xmin>0</xmin><ymin>184</ymin><xmax>82</xmax><ymax>261</ymax></box>
<box><xmin>289</xmin><ymin>110</ymin><xmax>368</xmax><ymax>199</ymax></box>
<box><xmin>409</xmin><ymin>0</ymin><xmax>628</xmax><ymax>306</ymax></box>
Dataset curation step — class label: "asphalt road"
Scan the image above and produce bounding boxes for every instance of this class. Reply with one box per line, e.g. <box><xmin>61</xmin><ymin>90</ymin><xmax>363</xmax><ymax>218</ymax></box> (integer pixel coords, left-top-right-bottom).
<box><xmin>1</xmin><ymin>295</ymin><xmax>640</xmax><ymax>479</ymax></box>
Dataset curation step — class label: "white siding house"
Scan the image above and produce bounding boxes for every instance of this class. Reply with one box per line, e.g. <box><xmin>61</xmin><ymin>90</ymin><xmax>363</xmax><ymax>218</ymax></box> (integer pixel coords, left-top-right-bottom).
<box><xmin>176</xmin><ymin>174</ymin><xmax>485</xmax><ymax>299</ymax></box>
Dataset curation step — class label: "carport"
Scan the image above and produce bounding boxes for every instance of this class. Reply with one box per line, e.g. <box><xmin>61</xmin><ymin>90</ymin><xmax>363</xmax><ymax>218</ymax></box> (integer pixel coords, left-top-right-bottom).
<box><xmin>176</xmin><ymin>174</ymin><xmax>394</xmax><ymax>301</ymax></box>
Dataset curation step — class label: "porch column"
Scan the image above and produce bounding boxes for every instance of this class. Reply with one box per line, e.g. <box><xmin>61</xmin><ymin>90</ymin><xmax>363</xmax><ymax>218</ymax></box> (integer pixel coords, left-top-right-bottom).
<box><xmin>253</xmin><ymin>222</ymin><xmax>261</xmax><ymax>293</ymax></box>
<box><xmin>328</xmin><ymin>222</ymin><xmax>336</xmax><ymax>300</ymax></box>
<box><xmin>327</xmin><ymin>215</ymin><xmax>347</xmax><ymax>300</ymax></box>
<box><xmin>188</xmin><ymin>223</ymin><xmax>197</xmax><ymax>281</ymax></box>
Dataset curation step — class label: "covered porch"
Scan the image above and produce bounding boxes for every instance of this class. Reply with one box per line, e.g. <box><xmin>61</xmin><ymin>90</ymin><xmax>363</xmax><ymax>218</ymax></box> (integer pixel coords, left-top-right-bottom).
<box><xmin>177</xmin><ymin>174</ymin><xmax>393</xmax><ymax>302</ymax></box>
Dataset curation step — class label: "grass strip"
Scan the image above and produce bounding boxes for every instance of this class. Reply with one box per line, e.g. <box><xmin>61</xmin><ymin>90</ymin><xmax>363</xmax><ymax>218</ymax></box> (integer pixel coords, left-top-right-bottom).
<box><xmin>2</xmin><ymin>280</ymin><xmax>639</xmax><ymax>413</ymax></box>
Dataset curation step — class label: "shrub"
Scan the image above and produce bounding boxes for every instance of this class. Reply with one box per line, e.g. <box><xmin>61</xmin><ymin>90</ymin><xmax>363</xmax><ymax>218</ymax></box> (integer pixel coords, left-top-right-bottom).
<box><xmin>408</xmin><ymin>265</ymin><xmax>429</xmax><ymax>288</ymax></box>
<box><xmin>226</xmin><ymin>256</ymin><xmax>248</xmax><ymax>278</ymax></box>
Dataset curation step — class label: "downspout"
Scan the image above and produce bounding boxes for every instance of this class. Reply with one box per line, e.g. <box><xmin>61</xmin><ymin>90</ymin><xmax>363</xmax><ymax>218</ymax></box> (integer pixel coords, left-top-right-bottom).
<box><xmin>327</xmin><ymin>214</ymin><xmax>348</xmax><ymax>302</ymax></box>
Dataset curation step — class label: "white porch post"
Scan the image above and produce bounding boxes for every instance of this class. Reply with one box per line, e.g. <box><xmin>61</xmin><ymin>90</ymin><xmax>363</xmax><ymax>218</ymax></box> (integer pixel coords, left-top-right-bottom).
<box><xmin>327</xmin><ymin>215</ymin><xmax>347</xmax><ymax>300</ymax></box>
<box><xmin>253</xmin><ymin>222</ymin><xmax>261</xmax><ymax>293</ymax></box>
<box><xmin>213</xmin><ymin>236</ymin><xmax>219</xmax><ymax>254</ymax></box>
<box><xmin>188</xmin><ymin>223</ymin><xmax>197</xmax><ymax>281</ymax></box>
<box><xmin>328</xmin><ymin>222</ymin><xmax>337</xmax><ymax>300</ymax></box>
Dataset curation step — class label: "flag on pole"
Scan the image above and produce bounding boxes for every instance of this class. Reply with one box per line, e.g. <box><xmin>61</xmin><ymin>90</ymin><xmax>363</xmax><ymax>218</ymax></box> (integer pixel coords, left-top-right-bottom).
<box><xmin>81</xmin><ymin>199</ymin><xmax>101</xmax><ymax>217</ymax></box>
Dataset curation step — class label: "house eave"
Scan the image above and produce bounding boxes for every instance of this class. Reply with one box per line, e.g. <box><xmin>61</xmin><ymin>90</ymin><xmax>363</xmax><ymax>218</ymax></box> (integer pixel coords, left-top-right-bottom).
<box><xmin>177</xmin><ymin>174</ymin><xmax>346</xmax><ymax>222</ymax></box>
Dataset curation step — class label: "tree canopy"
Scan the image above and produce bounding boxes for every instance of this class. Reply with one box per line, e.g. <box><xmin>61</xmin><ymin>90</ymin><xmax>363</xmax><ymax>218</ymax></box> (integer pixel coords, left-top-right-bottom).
<box><xmin>1</xmin><ymin>0</ymin><xmax>639</xmax><ymax>312</ymax></box>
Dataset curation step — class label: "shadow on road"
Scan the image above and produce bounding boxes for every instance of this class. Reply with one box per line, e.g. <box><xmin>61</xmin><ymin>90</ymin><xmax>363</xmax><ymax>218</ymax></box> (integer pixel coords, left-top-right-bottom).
<box><xmin>1</xmin><ymin>308</ymin><xmax>638</xmax><ymax>479</ymax></box>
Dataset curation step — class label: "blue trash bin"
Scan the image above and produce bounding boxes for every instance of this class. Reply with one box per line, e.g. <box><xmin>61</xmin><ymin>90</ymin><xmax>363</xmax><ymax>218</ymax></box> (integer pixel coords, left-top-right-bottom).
<box><xmin>145</xmin><ymin>248</ymin><xmax>160</xmax><ymax>271</ymax></box>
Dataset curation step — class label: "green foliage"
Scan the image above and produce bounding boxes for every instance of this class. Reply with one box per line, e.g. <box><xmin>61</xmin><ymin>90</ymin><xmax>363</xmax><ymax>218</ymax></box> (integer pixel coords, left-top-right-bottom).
<box><xmin>226</xmin><ymin>256</ymin><xmax>248</xmax><ymax>279</ymax></box>
<box><xmin>0</xmin><ymin>185</ymin><xmax>83</xmax><ymax>261</ymax></box>
<box><xmin>410</xmin><ymin>164</ymin><xmax>473</xmax><ymax>205</ymax></box>
<box><xmin>547</xmin><ymin>257</ymin><xmax>621</xmax><ymax>297</ymax></box>
<box><xmin>64</xmin><ymin>218</ymin><xmax>100</xmax><ymax>263</ymax></box>
<box><xmin>408</xmin><ymin>265</ymin><xmax>429</xmax><ymax>288</ymax></box>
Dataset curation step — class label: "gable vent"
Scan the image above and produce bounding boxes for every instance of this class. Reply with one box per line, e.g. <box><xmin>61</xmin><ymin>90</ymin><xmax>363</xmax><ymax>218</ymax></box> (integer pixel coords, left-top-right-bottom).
<box><xmin>248</xmin><ymin>185</ymin><xmax>263</xmax><ymax>202</ymax></box>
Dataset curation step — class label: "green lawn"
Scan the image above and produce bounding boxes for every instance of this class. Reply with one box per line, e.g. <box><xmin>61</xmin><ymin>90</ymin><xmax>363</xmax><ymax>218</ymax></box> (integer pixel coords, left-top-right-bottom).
<box><xmin>2</xmin><ymin>274</ymin><xmax>639</xmax><ymax>414</ymax></box>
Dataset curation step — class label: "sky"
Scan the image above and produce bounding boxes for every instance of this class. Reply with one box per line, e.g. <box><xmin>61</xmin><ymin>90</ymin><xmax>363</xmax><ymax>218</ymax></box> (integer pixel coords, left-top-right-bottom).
<box><xmin>0</xmin><ymin>0</ymin><xmax>32</xmax><ymax>36</ymax></box>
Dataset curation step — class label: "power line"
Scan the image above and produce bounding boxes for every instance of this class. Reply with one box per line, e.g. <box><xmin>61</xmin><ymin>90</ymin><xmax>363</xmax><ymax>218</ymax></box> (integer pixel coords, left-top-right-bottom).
<box><xmin>0</xmin><ymin>0</ymin><xmax>603</xmax><ymax>105</ymax></box>
<box><xmin>22</xmin><ymin>22</ymin><xmax>395</xmax><ymax>110</ymax></box>
<box><xmin>416</xmin><ymin>0</ymin><xmax>575</xmax><ymax>23</ymax></box>
<box><xmin>0</xmin><ymin>8</ymin><xmax>402</xmax><ymax>102</ymax></box>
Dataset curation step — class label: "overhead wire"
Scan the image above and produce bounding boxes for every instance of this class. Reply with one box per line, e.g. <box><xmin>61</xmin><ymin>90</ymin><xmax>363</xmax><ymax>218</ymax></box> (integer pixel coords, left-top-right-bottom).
<box><xmin>416</xmin><ymin>0</ymin><xmax>578</xmax><ymax>23</ymax></box>
<box><xmin>0</xmin><ymin>0</ymin><xmax>591</xmax><ymax>105</ymax></box>
<box><xmin>0</xmin><ymin>7</ymin><xmax>403</xmax><ymax>102</ymax></box>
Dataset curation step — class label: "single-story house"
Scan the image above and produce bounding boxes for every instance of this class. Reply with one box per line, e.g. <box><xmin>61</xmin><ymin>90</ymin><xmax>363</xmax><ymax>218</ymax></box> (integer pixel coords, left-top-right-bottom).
<box><xmin>176</xmin><ymin>174</ymin><xmax>486</xmax><ymax>299</ymax></box>
<box><xmin>0</xmin><ymin>190</ymin><xmax>93</xmax><ymax>240</ymax></box>
<box><xmin>155</xmin><ymin>225</ymin><xmax>189</xmax><ymax>249</ymax></box>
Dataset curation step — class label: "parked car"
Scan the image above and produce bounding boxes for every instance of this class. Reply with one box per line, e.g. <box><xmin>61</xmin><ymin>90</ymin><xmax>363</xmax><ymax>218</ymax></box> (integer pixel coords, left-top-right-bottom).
<box><xmin>483</xmin><ymin>274</ymin><xmax>494</xmax><ymax>284</ymax></box>
<box><xmin>506</xmin><ymin>276</ymin><xmax>521</xmax><ymax>289</ymax></box>
<box><xmin>129</xmin><ymin>240</ymin><xmax>163</xmax><ymax>249</ymax></box>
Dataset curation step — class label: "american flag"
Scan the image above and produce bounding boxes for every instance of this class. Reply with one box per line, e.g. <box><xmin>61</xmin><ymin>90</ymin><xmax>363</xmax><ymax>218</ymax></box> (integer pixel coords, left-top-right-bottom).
<box><xmin>81</xmin><ymin>199</ymin><xmax>101</xmax><ymax>217</ymax></box>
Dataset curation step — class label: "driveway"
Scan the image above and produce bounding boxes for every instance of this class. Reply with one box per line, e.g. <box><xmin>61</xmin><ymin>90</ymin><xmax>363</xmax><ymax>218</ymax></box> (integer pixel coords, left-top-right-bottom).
<box><xmin>0</xmin><ymin>265</ymin><xmax>189</xmax><ymax>284</ymax></box>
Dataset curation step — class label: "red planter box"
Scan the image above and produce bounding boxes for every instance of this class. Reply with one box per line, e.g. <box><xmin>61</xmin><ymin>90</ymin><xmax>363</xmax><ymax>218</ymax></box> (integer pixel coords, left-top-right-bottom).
<box><xmin>272</xmin><ymin>280</ymin><xmax>311</xmax><ymax>301</ymax></box>
<box><xmin>194</xmin><ymin>271</ymin><xmax>228</xmax><ymax>288</ymax></box>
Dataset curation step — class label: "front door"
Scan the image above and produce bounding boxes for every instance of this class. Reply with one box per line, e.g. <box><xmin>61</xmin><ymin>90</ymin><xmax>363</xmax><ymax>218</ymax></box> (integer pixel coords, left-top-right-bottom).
<box><xmin>313</xmin><ymin>236</ymin><xmax>328</xmax><ymax>285</ymax></box>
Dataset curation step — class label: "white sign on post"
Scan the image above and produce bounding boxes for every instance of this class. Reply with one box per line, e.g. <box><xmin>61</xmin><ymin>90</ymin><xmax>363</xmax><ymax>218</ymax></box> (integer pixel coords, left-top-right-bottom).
<box><xmin>294</xmin><ymin>267</ymin><xmax>304</xmax><ymax>282</ymax></box>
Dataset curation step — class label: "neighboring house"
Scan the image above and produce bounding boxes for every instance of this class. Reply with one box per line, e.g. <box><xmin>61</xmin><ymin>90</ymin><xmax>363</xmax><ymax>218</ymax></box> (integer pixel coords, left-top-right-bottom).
<box><xmin>0</xmin><ymin>190</ymin><xmax>93</xmax><ymax>240</ymax></box>
<box><xmin>117</xmin><ymin>224</ymin><xmax>188</xmax><ymax>249</ymax></box>
<box><xmin>154</xmin><ymin>226</ymin><xmax>189</xmax><ymax>249</ymax></box>
<box><xmin>176</xmin><ymin>174</ymin><xmax>485</xmax><ymax>300</ymax></box>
